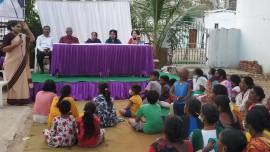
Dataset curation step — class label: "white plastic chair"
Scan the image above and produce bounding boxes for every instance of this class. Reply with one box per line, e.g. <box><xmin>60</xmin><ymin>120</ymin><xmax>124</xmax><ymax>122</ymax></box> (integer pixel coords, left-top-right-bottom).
<box><xmin>0</xmin><ymin>70</ymin><xmax>8</xmax><ymax>107</ymax></box>
<box><xmin>34</xmin><ymin>48</ymin><xmax>50</xmax><ymax>72</ymax></box>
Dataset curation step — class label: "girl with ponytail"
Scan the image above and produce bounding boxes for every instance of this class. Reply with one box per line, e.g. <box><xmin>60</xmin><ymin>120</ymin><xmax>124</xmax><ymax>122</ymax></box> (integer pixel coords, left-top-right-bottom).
<box><xmin>94</xmin><ymin>83</ymin><xmax>119</xmax><ymax>127</ymax></box>
<box><xmin>47</xmin><ymin>85</ymin><xmax>79</xmax><ymax>128</ymax></box>
<box><xmin>77</xmin><ymin>101</ymin><xmax>105</xmax><ymax>147</ymax></box>
<box><xmin>182</xmin><ymin>98</ymin><xmax>203</xmax><ymax>139</ymax></box>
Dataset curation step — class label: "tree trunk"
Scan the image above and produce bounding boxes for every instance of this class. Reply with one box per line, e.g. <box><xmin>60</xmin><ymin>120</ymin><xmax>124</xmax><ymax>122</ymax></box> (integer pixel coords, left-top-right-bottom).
<box><xmin>153</xmin><ymin>45</ymin><xmax>168</xmax><ymax>69</ymax></box>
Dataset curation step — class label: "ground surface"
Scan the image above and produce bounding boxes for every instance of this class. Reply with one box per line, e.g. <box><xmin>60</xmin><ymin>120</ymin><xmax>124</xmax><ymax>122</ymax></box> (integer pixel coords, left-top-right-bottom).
<box><xmin>1</xmin><ymin>69</ymin><xmax>270</xmax><ymax>152</ymax></box>
<box><xmin>23</xmin><ymin>101</ymin><xmax>163</xmax><ymax>152</ymax></box>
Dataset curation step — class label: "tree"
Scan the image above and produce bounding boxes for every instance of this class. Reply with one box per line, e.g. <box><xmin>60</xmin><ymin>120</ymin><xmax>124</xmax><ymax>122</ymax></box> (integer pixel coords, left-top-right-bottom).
<box><xmin>131</xmin><ymin>0</ymin><xmax>207</xmax><ymax>67</ymax></box>
<box><xmin>25</xmin><ymin>0</ymin><xmax>42</xmax><ymax>38</ymax></box>
<box><xmin>25</xmin><ymin>0</ymin><xmax>42</xmax><ymax>67</ymax></box>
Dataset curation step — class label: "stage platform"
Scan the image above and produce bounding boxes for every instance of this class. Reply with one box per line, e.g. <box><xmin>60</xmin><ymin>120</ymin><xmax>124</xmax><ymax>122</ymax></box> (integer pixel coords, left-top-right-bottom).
<box><xmin>32</xmin><ymin>72</ymin><xmax>178</xmax><ymax>100</ymax></box>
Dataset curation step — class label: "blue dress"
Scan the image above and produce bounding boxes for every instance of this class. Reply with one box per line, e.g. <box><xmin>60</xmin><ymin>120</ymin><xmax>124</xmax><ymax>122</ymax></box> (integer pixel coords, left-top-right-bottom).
<box><xmin>173</xmin><ymin>81</ymin><xmax>189</xmax><ymax>116</ymax></box>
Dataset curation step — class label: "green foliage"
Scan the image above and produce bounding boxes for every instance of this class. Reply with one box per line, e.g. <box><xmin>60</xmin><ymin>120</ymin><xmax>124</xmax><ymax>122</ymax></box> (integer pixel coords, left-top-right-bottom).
<box><xmin>25</xmin><ymin>0</ymin><xmax>42</xmax><ymax>38</ymax></box>
<box><xmin>131</xmin><ymin>0</ymin><xmax>208</xmax><ymax>49</ymax></box>
<box><xmin>25</xmin><ymin>0</ymin><xmax>42</xmax><ymax>67</ymax></box>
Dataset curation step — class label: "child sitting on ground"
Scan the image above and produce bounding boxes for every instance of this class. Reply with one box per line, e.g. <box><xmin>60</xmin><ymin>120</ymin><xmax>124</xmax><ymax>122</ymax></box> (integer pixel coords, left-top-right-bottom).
<box><xmin>148</xmin><ymin>115</ymin><xmax>193</xmax><ymax>152</ymax></box>
<box><xmin>159</xmin><ymin>75</ymin><xmax>170</xmax><ymax>101</ymax></box>
<box><xmin>182</xmin><ymin>98</ymin><xmax>203</xmax><ymax>139</ymax></box>
<box><xmin>94</xmin><ymin>83</ymin><xmax>119</xmax><ymax>128</ymax></box>
<box><xmin>129</xmin><ymin>90</ymin><xmax>163</xmax><ymax>134</ymax></box>
<box><xmin>119</xmin><ymin>84</ymin><xmax>142</xmax><ymax>117</ymax></box>
<box><xmin>170</xmin><ymin>68</ymin><xmax>191</xmax><ymax>116</ymax></box>
<box><xmin>33</xmin><ymin>79</ymin><xmax>57</xmax><ymax>123</ymax></box>
<box><xmin>77</xmin><ymin>101</ymin><xmax>105</xmax><ymax>147</ymax></box>
<box><xmin>48</xmin><ymin>85</ymin><xmax>79</xmax><ymax>128</ymax></box>
<box><xmin>141</xmin><ymin>71</ymin><xmax>161</xmax><ymax>99</ymax></box>
<box><xmin>43</xmin><ymin>100</ymin><xmax>77</xmax><ymax>147</ymax></box>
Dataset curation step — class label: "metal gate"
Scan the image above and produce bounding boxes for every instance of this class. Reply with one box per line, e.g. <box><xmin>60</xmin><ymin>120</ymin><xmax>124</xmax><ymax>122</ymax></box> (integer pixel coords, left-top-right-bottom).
<box><xmin>168</xmin><ymin>21</ymin><xmax>208</xmax><ymax>65</ymax></box>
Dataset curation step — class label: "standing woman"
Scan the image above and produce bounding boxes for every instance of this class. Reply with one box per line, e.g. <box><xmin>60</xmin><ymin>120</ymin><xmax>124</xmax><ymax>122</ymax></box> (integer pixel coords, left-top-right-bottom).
<box><xmin>2</xmin><ymin>21</ymin><xmax>35</xmax><ymax>105</ymax></box>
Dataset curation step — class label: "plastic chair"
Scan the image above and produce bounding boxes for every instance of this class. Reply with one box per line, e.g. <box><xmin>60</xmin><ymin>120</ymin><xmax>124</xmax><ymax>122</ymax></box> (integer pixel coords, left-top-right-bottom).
<box><xmin>34</xmin><ymin>48</ymin><xmax>50</xmax><ymax>72</ymax></box>
<box><xmin>0</xmin><ymin>70</ymin><xmax>8</xmax><ymax>107</ymax></box>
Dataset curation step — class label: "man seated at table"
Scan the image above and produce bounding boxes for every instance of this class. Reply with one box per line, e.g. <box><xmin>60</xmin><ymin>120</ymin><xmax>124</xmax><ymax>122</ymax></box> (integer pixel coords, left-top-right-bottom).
<box><xmin>59</xmin><ymin>27</ymin><xmax>79</xmax><ymax>44</ymax></box>
<box><xmin>85</xmin><ymin>32</ymin><xmax>101</xmax><ymax>43</ymax></box>
<box><xmin>36</xmin><ymin>25</ymin><xmax>54</xmax><ymax>73</ymax></box>
<box><xmin>105</xmin><ymin>29</ymin><xmax>121</xmax><ymax>44</ymax></box>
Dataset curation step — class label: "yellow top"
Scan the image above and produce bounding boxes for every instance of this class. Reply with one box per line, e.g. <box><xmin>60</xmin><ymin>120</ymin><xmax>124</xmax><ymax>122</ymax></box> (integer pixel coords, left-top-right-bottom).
<box><xmin>130</xmin><ymin>95</ymin><xmax>142</xmax><ymax>117</ymax></box>
<box><xmin>230</xmin><ymin>102</ymin><xmax>243</xmax><ymax>126</ymax></box>
<box><xmin>47</xmin><ymin>96</ymin><xmax>79</xmax><ymax>128</ymax></box>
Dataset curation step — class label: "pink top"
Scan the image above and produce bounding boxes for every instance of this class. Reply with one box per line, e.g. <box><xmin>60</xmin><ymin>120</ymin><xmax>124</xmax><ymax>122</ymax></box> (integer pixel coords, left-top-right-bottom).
<box><xmin>33</xmin><ymin>91</ymin><xmax>57</xmax><ymax>116</ymax></box>
<box><xmin>220</xmin><ymin>80</ymin><xmax>232</xmax><ymax>98</ymax></box>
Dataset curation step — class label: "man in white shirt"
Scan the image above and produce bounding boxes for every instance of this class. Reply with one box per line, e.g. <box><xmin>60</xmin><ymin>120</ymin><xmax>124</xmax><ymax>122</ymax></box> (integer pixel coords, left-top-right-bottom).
<box><xmin>36</xmin><ymin>25</ymin><xmax>54</xmax><ymax>72</ymax></box>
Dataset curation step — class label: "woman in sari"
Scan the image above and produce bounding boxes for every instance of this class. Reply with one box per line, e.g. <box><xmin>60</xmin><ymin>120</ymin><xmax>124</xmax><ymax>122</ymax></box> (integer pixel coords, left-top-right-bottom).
<box><xmin>246</xmin><ymin>106</ymin><xmax>270</xmax><ymax>152</ymax></box>
<box><xmin>2</xmin><ymin>21</ymin><xmax>35</xmax><ymax>105</ymax></box>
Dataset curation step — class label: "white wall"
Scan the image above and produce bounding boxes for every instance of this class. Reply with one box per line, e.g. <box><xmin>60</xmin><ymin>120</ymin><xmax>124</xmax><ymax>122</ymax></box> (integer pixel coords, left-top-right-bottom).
<box><xmin>208</xmin><ymin>28</ymin><xmax>240</xmax><ymax>68</ymax></box>
<box><xmin>237</xmin><ymin>0</ymin><xmax>270</xmax><ymax>73</ymax></box>
<box><xmin>204</xmin><ymin>10</ymin><xmax>237</xmax><ymax>29</ymax></box>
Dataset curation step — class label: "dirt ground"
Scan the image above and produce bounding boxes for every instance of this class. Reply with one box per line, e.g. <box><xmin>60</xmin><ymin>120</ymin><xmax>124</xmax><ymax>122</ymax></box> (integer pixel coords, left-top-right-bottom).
<box><xmin>23</xmin><ymin>101</ymin><xmax>163</xmax><ymax>152</ymax></box>
<box><xmin>6</xmin><ymin>69</ymin><xmax>270</xmax><ymax>152</ymax></box>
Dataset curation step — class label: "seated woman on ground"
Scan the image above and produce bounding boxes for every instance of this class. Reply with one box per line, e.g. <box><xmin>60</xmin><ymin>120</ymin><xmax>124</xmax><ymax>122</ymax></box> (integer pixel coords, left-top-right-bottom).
<box><xmin>190</xmin><ymin>103</ymin><xmax>222</xmax><ymax>152</ymax></box>
<box><xmin>148</xmin><ymin>115</ymin><xmax>193</xmax><ymax>152</ymax></box>
<box><xmin>229</xmin><ymin>74</ymin><xmax>241</xmax><ymax>102</ymax></box>
<box><xmin>246</xmin><ymin>105</ymin><xmax>270</xmax><ymax>152</ymax></box>
<box><xmin>236</xmin><ymin>76</ymin><xmax>255</xmax><ymax>112</ymax></box>
<box><xmin>129</xmin><ymin>90</ymin><xmax>163</xmax><ymax>134</ymax></box>
<box><xmin>119</xmin><ymin>84</ymin><xmax>142</xmax><ymax>117</ymax></box>
<box><xmin>207</xmin><ymin>68</ymin><xmax>218</xmax><ymax>91</ymax></box>
<box><xmin>182</xmin><ymin>98</ymin><xmax>203</xmax><ymax>139</ymax></box>
<box><xmin>43</xmin><ymin>100</ymin><xmax>77</xmax><ymax>148</ymax></box>
<box><xmin>192</xmin><ymin>68</ymin><xmax>208</xmax><ymax>96</ymax></box>
<box><xmin>215</xmin><ymin>69</ymin><xmax>232</xmax><ymax>98</ymax></box>
<box><xmin>94</xmin><ymin>83</ymin><xmax>119</xmax><ymax>128</ymax></box>
<box><xmin>218</xmin><ymin>129</ymin><xmax>247</xmax><ymax>152</ymax></box>
<box><xmin>246</xmin><ymin>86</ymin><xmax>265</xmax><ymax>112</ymax></box>
<box><xmin>215</xmin><ymin>95</ymin><xmax>241</xmax><ymax>130</ymax></box>
<box><xmin>33</xmin><ymin>79</ymin><xmax>57</xmax><ymax>123</ymax></box>
<box><xmin>48</xmin><ymin>85</ymin><xmax>79</xmax><ymax>128</ymax></box>
<box><xmin>200</xmin><ymin>84</ymin><xmax>228</xmax><ymax>104</ymax></box>
<box><xmin>77</xmin><ymin>101</ymin><xmax>105</xmax><ymax>147</ymax></box>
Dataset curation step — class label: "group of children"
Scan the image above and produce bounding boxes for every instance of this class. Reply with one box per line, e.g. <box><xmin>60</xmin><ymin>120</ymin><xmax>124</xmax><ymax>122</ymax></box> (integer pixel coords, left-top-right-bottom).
<box><xmin>32</xmin><ymin>68</ymin><xmax>270</xmax><ymax>152</ymax></box>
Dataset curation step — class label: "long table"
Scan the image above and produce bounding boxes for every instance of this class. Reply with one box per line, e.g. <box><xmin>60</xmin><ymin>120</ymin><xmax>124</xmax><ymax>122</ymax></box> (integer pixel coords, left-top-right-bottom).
<box><xmin>50</xmin><ymin>44</ymin><xmax>154</xmax><ymax>76</ymax></box>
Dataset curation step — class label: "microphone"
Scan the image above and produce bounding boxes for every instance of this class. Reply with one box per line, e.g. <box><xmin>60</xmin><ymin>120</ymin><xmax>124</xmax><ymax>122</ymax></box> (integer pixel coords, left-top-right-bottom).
<box><xmin>19</xmin><ymin>34</ymin><xmax>22</xmax><ymax>38</ymax></box>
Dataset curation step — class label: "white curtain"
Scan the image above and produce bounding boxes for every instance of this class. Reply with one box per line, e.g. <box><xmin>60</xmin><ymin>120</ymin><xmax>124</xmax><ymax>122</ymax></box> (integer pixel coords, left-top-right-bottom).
<box><xmin>36</xmin><ymin>0</ymin><xmax>132</xmax><ymax>43</ymax></box>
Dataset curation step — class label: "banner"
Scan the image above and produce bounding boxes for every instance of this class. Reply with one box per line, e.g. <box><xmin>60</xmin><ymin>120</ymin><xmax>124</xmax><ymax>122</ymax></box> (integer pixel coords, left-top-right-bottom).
<box><xmin>0</xmin><ymin>0</ymin><xmax>25</xmax><ymax>19</ymax></box>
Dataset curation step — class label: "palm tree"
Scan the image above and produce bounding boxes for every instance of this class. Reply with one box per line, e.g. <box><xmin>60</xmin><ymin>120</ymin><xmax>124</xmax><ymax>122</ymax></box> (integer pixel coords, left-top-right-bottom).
<box><xmin>131</xmin><ymin>0</ymin><xmax>207</xmax><ymax>67</ymax></box>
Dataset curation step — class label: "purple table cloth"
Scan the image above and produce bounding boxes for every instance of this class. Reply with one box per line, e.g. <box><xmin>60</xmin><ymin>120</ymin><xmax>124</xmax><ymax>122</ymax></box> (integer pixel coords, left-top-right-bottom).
<box><xmin>50</xmin><ymin>44</ymin><xmax>154</xmax><ymax>76</ymax></box>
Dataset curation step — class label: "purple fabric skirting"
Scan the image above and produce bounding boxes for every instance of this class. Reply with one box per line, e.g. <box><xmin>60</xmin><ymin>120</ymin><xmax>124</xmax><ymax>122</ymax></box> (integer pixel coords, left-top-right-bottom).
<box><xmin>32</xmin><ymin>81</ymin><xmax>147</xmax><ymax>101</ymax></box>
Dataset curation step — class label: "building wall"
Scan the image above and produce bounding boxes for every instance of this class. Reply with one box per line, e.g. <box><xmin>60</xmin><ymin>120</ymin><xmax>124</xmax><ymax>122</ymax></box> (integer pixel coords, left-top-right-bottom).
<box><xmin>208</xmin><ymin>28</ymin><xmax>240</xmax><ymax>68</ymax></box>
<box><xmin>204</xmin><ymin>10</ymin><xmax>237</xmax><ymax>29</ymax></box>
<box><xmin>237</xmin><ymin>0</ymin><xmax>270</xmax><ymax>73</ymax></box>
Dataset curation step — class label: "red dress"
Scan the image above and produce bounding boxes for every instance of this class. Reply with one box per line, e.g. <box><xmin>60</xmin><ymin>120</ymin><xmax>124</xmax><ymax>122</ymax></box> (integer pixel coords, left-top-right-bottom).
<box><xmin>77</xmin><ymin>115</ymin><xmax>102</xmax><ymax>147</ymax></box>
